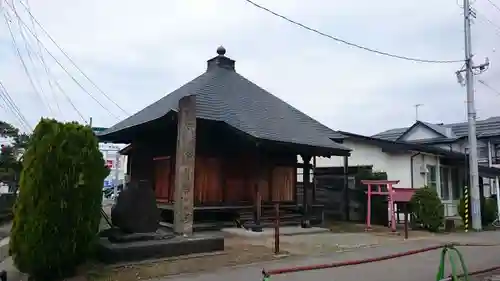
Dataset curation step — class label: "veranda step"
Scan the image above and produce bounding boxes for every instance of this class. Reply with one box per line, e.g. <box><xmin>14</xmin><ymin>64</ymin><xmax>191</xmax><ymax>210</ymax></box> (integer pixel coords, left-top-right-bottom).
<box><xmin>239</xmin><ymin>213</ymin><xmax>302</xmax><ymax>221</ymax></box>
<box><xmin>159</xmin><ymin>221</ymin><xmax>234</xmax><ymax>232</ymax></box>
<box><xmin>242</xmin><ymin>220</ymin><xmax>301</xmax><ymax>229</ymax></box>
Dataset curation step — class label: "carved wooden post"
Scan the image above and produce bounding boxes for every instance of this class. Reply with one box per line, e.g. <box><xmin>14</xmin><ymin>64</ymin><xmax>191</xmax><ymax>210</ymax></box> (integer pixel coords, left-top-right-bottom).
<box><xmin>274</xmin><ymin>202</ymin><xmax>280</xmax><ymax>254</ymax></box>
<box><xmin>301</xmin><ymin>154</ymin><xmax>312</xmax><ymax>228</ymax></box>
<box><xmin>403</xmin><ymin>203</ymin><xmax>409</xmax><ymax>240</ymax></box>
<box><xmin>253</xmin><ymin>184</ymin><xmax>263</xmax><ymax>232</ymax></box>
<box><xmin>312</xmin><ymin>156</ymin><xmax>317</xmax><ymax>204</ymax></box>
<box><xmin>173</xmin><ymin>95</ymin><xmax>196</xmax><ymax>236</ymax></box>
<box><xmin>343</xmin><ymin>156</ymin><xmax>350</xmax><ymax>221</ymax></box>
<box><xmin>252</xmin><ymin>152</ymin><xmax>264</xmax><ymax>232</ymax></box>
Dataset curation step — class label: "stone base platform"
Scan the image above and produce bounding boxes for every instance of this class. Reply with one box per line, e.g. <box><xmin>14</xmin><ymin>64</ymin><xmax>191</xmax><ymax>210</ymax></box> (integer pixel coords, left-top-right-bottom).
<box><xmin>97</xmin><ymin>233</ymin><xmax>225</xmax><ymax>264</ymax></box>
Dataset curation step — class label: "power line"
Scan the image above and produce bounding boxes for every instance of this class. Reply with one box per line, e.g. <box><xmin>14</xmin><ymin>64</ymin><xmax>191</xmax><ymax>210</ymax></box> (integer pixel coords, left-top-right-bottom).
<box><xmin>16</xmin><ymin>0</ymin><xmax>131</xmax><ymax>117</ymax></box>
<box><xmin>2</xmin><ymin>4</ymin><xmax>121</xmax><ymax>121</ymax></box>
<box><xmin>22</xmin><ymin>0</ymin><xmax>63</xmax><ymax>116</ymax></box>
<box><xmin>244</xmin><ymin>0</ymin><xmax>464</xmax><ymax>64</ymax></box>
<box><xmin>478</xmin><ymin>79</ymin><xmax>500</xmax><ymax>95</ymax></box>
<box><xmin>3</xmin><ymin>11</ymin><xmax>87</xmax><ymax>123</ymax></box>
<box><xmin>20</xmin><ymin>22</ymin><xmax>63</xmax><ymax>116</ymax></box>
<box><xmin>0</xmin><ymin>84</ymin><xmax>31</xmax><ymax>129</ymax></box>
<box><xmin>485</xmin><ymin>0</ymin><xmax>500</xmax><ymax>13</ymax></box>
<box><xmin>473</xmin><ymin>16</ymin><xmax>500</xmax><ymax>39</ymax></box>
<box><xmin>0</xmin><ymin>81</ymin><xmax>32</xmax><ymax>131</ymax></box>
<box><xmin>5</xmin><ymin>11</ymin><xmax>87</xmax><ymax>123</ymax></box>
<box><xmin>475</xmin><ymin>10</ymin><xmax>500</xmax><ymax>33</ymax></box>
<box><xmin>9</xmin><ymin>3</ymin><xmax>55</xmax><ymax>115</ymax></box>
<box><xmin>3</xmin><ymin>12</ymin><xmax>52</xmax><ymax>116</ymax></box>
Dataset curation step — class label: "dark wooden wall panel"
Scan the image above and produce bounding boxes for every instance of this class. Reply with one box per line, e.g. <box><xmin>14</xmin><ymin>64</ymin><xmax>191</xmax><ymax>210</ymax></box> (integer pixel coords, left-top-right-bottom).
<box><xmin>154</xmin><ymin>157</ymin><xmax>172</xmax><ymax>202</ymax></box>
<box><xmin>149</xmin><ymin>151</ymin><xmax>298</xmax><ymax>205</ymax></box>
<box><xmin>272</xmin><ymin>166</ymin><xmax>294</xmax><ymax>201</ymax></box>
<box><xmin>224</xmin><ymin>157</ymin><xmax>251</xmax><ymax>203</ymax></box>
<box><xmin>194</xmin><ymin>157</ymin><xmax>223</xmax><ymax>204</ymax></box>
<box><xmin>250</xmin><ymin>177</ymin><xmax>270</xmax><ymax>202</ymax></box>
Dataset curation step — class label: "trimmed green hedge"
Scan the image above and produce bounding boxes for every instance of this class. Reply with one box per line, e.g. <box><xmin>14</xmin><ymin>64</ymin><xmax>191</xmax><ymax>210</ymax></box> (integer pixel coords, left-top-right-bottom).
<box><xmin>10</xmin><ymin>119</ymin><xmax>109</xmax><ymax>280</ymax></box>
<box><xmin>409</xmin><ymin>186</ymin><xmax>444</xmax><ymax>232</ymax></box>
<box><xmin>458</xmin><ymin>196</ymin><xmax>497</xmax><ymax>226</ymax></box>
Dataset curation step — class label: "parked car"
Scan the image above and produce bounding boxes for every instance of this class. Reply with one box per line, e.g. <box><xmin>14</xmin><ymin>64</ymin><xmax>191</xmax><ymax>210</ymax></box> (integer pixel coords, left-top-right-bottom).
<box><xmin>102</xmin><ymin>184</ymin><xmax>123</xmax><ymax>199</ymax></box>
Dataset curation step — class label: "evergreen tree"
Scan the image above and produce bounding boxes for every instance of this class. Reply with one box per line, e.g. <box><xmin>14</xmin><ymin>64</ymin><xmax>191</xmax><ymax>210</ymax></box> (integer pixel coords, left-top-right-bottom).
<box><xmin>0</xmin><ymin>121</ymin><xmax>29</xmax><ymax>188</ymax></box>
<box><xmin>10</xmin><ymin>119</ymin><xmax>109</xmax><ymax>280</ymax></box>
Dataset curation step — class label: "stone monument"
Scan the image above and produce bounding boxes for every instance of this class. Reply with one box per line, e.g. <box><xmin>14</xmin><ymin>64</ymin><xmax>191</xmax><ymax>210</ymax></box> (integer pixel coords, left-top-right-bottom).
<box><xmin>102</xmin><ymin>180</ymin><xmax>174</xmax><ymax>243</ymax></box>
<box><xmin>111</xmin><ymin>180</ymin><xmax>160</xmax><ymax>233</ymax></box>
<box><xmin>97</xmin><ymin>180</ymin><xmax>224</xmax><ymax>264</ymax></box>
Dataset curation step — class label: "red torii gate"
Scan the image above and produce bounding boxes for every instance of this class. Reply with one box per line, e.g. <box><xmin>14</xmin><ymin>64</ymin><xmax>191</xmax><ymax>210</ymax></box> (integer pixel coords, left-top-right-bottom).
<box><xmin>361</xmin><ymin>180</ymin><xmax>416</xmax><ymax>234</ymax></box>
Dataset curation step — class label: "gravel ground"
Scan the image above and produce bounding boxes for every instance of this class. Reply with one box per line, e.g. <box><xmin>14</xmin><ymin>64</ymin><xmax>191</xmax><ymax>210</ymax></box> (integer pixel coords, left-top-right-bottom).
<box><xmin>86</xmin><ymin>237</ymin><xmax>290</xmax><ymax>281</ymax></box>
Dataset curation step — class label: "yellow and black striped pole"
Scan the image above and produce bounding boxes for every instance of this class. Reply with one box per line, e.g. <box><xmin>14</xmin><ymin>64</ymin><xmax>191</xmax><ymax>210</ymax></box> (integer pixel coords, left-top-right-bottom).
<box><xmin>464</xmin><ymin>185</ymin><xmax>469</xmax><ymax>232</ymax></box>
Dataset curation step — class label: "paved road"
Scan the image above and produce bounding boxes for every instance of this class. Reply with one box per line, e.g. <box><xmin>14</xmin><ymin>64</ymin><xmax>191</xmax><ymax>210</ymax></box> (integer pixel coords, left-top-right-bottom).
<box><xmin>470</xmin><ymin>270</ymin><xmax>500</xmax><ymax>281</ymax></box>
<box><xmin>0</xmin><ymin>222</ymin><xmax>11</xmax><ymax>239</ymax></box>
<box><xmin>157</xmin><ymin>232</ymin><xmax>500</xmax><ymax>281</ymax></box>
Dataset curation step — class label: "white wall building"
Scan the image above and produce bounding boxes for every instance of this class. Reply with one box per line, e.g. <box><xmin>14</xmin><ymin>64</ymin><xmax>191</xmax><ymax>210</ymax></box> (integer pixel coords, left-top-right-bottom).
<box><xmin>299</xmin><ymin>119</ymin><xmax>500</xmax><ymax>217</ymax></box>
<box><xmin>372</xmin><ymin>119</ymin><xmax>500</xmax><ymax>197</ymax></box>
<box><xmin>99</xmin><ymin>142</ymin><xmax>128</xmax><ymax>188</ymax></box>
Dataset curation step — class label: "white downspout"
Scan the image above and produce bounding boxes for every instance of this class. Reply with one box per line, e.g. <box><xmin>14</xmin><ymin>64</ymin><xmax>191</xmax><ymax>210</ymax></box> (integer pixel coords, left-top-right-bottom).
<box><xmin>488</xmin><ymin>141</ymin><xmax>494</xmax><ymax>195</ymax></box>
<box><xmin>496</xmin><ymin>177</ymin><xmax>500</xmax><ymax>221</ymax></box>
<box><xmin>436</xmin><ymin>156</ymin><xmax>444</xmax><ymax>216</ymax></box>
<box><xmin>488</xmin><ymin>141</ymin><xmax>493</xmax><ymax>167</ymax></box>
<box><xmin>436</xmin><ymin>156</ymin><xmax>441</xmax><ymax>198</ymax></box>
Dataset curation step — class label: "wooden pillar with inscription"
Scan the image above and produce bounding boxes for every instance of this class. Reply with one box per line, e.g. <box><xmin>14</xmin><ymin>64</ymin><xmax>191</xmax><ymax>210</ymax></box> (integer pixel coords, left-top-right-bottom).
<box><xmin>252</xmin><ymin>150</ymin><xmax>264</xmax><ymax>232</ymax></box>
<box><xmin>301</xmin><ymin>154</ymin><xmax>312</xmax><ymax>228</ymax></box>
<box><xmin>343</xmin><ymin>156</ymin><xmax>350</xmax><ymax>221</ymax></box>
<box><xmin>173</xmin><ymin>95</ymin><xmax>197</xmax><ymax>236</ymax></box>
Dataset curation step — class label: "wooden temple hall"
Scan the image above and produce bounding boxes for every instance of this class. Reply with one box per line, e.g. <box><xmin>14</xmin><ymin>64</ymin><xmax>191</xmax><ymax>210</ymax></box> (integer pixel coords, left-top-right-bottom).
<box><xmin>98</xmin><ymin>46</ymin><xmax>351</xmax><ymax>234</ymax></box>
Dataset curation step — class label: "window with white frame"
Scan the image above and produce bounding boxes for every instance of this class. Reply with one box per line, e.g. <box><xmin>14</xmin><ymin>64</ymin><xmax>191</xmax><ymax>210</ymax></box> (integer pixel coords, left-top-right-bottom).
<box><xmin>451</xmin><ymin>168</ymin><xmax>461</xmax><ymax>200</ymax></box>
<box><xmin>440</xmin><ymin>167</ymin><xmax>450</xmax><ymax>200</ymax></box>
<box><xmin>427</xmin><ymin>165</ymin><xmax>437</xmax><ymax>190</ymax></box>
<box><xmin>494</xmin><ymin>144</ymin><xmax>500</xmax><ymax>164</ymax></box>
<box><xmin>479</xmin><ymin>146</ymin><xmax>489</xmax><ymax>159</ymax></box>
<box><xmin>433</xmin><ymin>166</ymin><xmax>462</xmax><ymax>201</ymax></box>
<box><xmin>465</xmin><ymin>146</ymin><xmax>490</xmax><ymax>164</ymax></box>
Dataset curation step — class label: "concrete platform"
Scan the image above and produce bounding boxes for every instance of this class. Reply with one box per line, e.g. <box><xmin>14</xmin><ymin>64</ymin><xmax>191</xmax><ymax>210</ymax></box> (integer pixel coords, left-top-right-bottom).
<box><xmin>97</xmin><ymin>233</ymin><xmax>224</xmax><ymax>264</ymax></box>
<box><xmin>221</xmin><ymin>226</ymin><xmax>330</xmax><ymax>237</ymax></box>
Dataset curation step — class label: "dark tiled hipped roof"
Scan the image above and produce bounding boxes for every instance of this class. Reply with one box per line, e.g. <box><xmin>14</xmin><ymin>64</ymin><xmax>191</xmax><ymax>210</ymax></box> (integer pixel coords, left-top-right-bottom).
<box><xmin>100</xmin><ymin>47</ymin><xmax>349</xmax><ymax>154</ymax></box>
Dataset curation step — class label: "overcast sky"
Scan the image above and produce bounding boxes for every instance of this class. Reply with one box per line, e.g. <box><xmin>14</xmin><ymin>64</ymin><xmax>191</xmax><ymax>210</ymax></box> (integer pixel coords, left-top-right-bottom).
<box><xmin>0</xmin><ymin>0</ymin><xmax>499</xmax><ymax>136</ymax></box>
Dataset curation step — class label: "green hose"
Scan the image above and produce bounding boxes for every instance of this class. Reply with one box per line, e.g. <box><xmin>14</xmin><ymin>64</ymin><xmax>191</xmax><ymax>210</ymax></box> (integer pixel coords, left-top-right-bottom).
<box><xmin>436</xmin><ymin>244</ymin><xmax>469</xmax><ymax>281</ymax></box>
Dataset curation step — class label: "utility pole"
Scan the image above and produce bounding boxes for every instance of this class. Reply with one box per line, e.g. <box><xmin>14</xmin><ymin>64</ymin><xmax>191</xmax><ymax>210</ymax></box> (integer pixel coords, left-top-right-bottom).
<box><xmin>456</xmin><ymin>0</ymin><xmax>490</xmax><ymax>231</ymax></box>
<box><xmin>414</xmin><ymin>104</ymin><xmax>423</xmax><ymax>121</ymax></box>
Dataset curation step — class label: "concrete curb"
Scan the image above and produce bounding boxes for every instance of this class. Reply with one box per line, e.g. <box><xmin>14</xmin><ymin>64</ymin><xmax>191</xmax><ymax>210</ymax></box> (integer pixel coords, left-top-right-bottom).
<box><xmin>0</xmin><ymin>238</ymin><xmax>9</xmax><ymax>262</ymax></box>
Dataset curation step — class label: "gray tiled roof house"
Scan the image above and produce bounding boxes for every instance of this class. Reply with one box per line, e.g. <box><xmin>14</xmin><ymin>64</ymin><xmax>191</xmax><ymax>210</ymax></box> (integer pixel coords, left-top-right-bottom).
<box><xmin>372</xmin><ymin>117</ymin><xmax>500</xmax><ymax>143</ymax></box>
